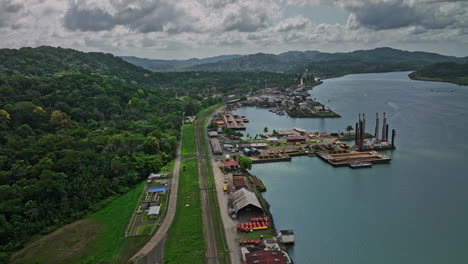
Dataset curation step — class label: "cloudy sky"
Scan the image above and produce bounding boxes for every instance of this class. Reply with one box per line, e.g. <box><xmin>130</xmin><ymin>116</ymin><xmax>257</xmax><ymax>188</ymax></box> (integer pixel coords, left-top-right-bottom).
<box><xmin>1</xmin><ymin>0</ymin><xmax>467</xmax><ymax>59</ymax></box>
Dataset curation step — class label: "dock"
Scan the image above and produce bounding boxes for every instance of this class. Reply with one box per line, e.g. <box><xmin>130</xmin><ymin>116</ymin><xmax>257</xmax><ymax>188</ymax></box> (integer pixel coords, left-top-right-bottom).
<box><xmin>317</xmin><ymin>151</ymin><xmax>390</xmax><ymax>168</ymax></box>
<box><xmin>223</xmin><ymin>114</ymin><xmax>246</xmax><ymax>130</ymax></box>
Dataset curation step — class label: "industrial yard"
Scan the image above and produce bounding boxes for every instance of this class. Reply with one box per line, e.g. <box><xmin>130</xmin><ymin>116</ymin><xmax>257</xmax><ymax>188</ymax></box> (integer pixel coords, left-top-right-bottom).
<box><xmin>230</xmin><ymin>69</ymin><xmax>340</xmax><ymax>118</ymax></box>
<box><xmin>205</xmin><ymin>101</ymin><xmax>398</xmax><ymax>263</ymax></box>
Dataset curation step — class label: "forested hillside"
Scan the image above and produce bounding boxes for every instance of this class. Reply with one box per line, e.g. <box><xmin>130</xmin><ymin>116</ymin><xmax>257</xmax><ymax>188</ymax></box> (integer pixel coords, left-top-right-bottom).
<box><xmin>0</xmin><ymin>46</ymin><xmax>299</xmax><ymax>262</ymax></box>
<box><xmin>0</xmin><ymin>47</ymin><xmax>205</xmax><ymax>262</ymax></box>
<box><xmin>408</xmin><ymin>62</ymin><xmax>468</xmax><ymax>85</ymax></box>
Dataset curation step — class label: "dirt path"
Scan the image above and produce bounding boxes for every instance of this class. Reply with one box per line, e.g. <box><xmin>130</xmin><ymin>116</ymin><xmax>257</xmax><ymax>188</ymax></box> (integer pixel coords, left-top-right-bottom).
<box><xmin>128</xmin><ymin>126</ymin><xmax>184</xmax><ymax>264</ymax></box>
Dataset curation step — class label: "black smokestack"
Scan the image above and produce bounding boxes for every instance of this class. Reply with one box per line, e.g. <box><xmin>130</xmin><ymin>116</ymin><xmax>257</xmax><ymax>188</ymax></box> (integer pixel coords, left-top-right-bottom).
<box><xmin>359</xmin><ymin>121</ymin><xmax>364</xmax><ymax>147</ymax></box>
<box><xmin>386</xmin><ymin>124</ymin><xmax>389</xmax><ymax>143</ymax></box>
<box><xmin>355</xmin><ymin>122</ymin><xmax>358</xmax><ymax>145</ymax></box>
<box><xmin>391</xmin><ymin>129</ymin><xmax>396</xmax><ymax>147</ymax></box>
<box><xmin>375</xmin><ymin>113</ymin><xmax>379</xmax><ymax>139</ymax></box>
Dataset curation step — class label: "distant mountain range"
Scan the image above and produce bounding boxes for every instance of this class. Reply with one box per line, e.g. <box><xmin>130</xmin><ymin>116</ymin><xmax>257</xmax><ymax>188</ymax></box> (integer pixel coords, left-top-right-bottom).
<box><xmin>121</xmin><ymin>47</ymin><xmax>468</xmax><ymax>77</ymax></box>
<box><xmin>121</xmin><ymin>54</ymin><xmax>242</xmax><ymax>72</ymax></box>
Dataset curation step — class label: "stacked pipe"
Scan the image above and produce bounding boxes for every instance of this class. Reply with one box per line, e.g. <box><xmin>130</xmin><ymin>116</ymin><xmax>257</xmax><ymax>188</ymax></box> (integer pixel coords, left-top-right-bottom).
<box><xmin>239</xmin><ymin>240</ymin><xmax>261</xmax><ymax>246</ymax></box>
<box><xmin>236</xmin><ymin>217</ymin><xmax>269</xmax><ymax>232</ymax></box>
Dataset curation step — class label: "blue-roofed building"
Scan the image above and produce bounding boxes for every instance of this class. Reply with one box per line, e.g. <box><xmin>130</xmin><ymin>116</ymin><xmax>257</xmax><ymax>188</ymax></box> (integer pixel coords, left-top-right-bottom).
<box><xmin>148</xmin><ymin>187</ymin><xmax>166</xmax><ymax>193</ymax></box>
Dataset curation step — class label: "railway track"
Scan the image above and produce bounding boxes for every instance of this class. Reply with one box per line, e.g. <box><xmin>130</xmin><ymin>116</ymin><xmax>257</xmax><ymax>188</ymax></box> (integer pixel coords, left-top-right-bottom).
<box><xmin>195</xmin><ymin>110</ymin><xmax>219</xmax><ymax>264</ymax></box>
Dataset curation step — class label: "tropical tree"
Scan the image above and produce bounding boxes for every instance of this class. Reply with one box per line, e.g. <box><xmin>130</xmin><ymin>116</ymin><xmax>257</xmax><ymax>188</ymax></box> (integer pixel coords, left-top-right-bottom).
<box><xmin>239</xmin><ymin>156</ymin><xmax>252</xmax><ymax>170</ymax></box>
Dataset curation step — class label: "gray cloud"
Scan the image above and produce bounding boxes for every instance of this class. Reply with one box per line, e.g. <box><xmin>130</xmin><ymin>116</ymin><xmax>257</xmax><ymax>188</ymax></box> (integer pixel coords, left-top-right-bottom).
<box><xmin>0</xmin><ymin>0</ymin><xmax>24</xmax><ymax>28</ymax></box>
<box><xmin>64</xmin><ymin>3</ymin><xmax>115</xmax><ymax>31</ymax></box>
<box><xmin>222</xmin><ymin>10</ymin><xmax>269</xmax><ymax>32</ymax></box>
<box><xmin>63</xmin><ymin>1</ymin><xmax>198</xmax><ymax>33</ymax></box>
<box><xmin>346</xmin><ymin>1</ymin><xmax>421</xmax><ymax>30</ymax></box>
<box><xmin>341</xmin><ymin>0</ymin><xmax>468</xmax><ymax>31</ymax></box>
<box><xmin>217</xmin><ymin>0</ymin><xmax>279</xmax><ymax>32</ymax></box>
<box><xmin>275</xmin><ymin>16</ymin><xmax>310</xmax><ymax>32</ymax></box>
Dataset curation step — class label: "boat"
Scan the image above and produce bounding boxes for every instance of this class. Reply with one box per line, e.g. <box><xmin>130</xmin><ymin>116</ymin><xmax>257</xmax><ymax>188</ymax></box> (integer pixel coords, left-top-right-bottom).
<box><xmin>294</xmin><ymin>127</ymin><xmax>306</xmax><ymax>133</ymax></box>
<box><xmin>349</xmin><ymin>162</ymin><xmax>372</xmax><ymax>169</ymax></box>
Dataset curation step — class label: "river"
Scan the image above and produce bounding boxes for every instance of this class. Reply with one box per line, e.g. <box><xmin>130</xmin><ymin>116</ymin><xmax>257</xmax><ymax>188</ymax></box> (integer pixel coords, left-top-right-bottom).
<box><xmin>233</xmin><ymin>72</ymin><xmax>468</xmax><ymax>264</ymax></box>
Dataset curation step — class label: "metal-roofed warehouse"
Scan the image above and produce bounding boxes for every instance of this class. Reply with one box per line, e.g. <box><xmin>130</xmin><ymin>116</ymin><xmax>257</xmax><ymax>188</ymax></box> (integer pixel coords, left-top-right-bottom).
<box><xmin>232</xmin><ymin>188</ymin><xmax>263</xmax><ymax>216</ymax></box>
<box><xmin>210</xmin><ymin>138</ymin><xmax>222</xmax><ymax>155</ymax></box>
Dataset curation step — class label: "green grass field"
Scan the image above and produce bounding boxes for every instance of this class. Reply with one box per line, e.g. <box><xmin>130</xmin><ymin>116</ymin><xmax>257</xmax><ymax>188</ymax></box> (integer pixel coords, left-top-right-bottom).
<box><xmin>10</xmin><ymin>181</ymin><xmax>149</xmax><ymax>264</ymax></box>
<box><xmin>164</xmin><ymin>159</ymin><xmax>205</xmax><ymax>264</ymax></box>
<box><xmin>181</xmin><ymin>124</ymin><xmax>196</xmax><ymax>158</ymax></box>
<box><xmin>72</xmin><ymin>181</ymin><xmax>148</xmax><ymax>264</ymax></box>
<box><xmin>161</xmin><ymin>159</ymin><xmax>176</xmax><ymax>176</ymax></box>
<box><xmin>136</xmin><ymin>225</ymin><xmax>155</xmax><ymax>236</ymax></box>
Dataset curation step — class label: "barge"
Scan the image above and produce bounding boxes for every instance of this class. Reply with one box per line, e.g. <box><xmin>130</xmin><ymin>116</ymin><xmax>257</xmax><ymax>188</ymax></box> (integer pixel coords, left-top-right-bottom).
<box><xmin>317</xmin><ymin>151</ymin><xmax>390</xmax><ymax>168</ymax></box>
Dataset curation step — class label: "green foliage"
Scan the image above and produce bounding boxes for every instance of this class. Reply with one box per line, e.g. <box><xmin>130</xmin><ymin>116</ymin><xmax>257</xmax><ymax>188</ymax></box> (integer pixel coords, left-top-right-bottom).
<box><xmin>409</xmin><ymin>62</ymin><xmax>468</xmax><ymax>85</ymax></box>
<box><xmin>239</xmin><ymin>156</ymin><xmax>253</xmax><ymax>170</ymax></box>
<box><xmin>222</xmin><ymin>127</ymin><xmax>243</xmax><ymax>138</ymax></box>
<box><xmin>207</xmin><ymin>123</ymin><xmax>218</xmax><ymax>131</ymax></box>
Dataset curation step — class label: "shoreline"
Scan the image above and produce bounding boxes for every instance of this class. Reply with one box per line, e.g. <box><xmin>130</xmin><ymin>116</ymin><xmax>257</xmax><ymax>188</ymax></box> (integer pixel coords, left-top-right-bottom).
<box><xmin>408</xmin><ymin>73</ymin><xmax>468</xmax><ymax>86</ymax></box>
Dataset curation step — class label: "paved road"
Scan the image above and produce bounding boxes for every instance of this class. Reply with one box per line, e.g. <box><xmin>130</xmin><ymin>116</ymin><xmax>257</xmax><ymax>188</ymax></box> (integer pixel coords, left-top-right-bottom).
<box><xmin>128</xmin><ymin>126</ymin><xmax>183</xmax><ymax>264</ymax></box>
<box><xmin>195</xmin><ymin>110</ymin><xmax>219</xmax><ymax>264</ymax></box>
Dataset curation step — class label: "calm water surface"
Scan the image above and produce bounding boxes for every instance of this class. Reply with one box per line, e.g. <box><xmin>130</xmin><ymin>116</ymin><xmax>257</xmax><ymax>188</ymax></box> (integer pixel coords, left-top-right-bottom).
<box><xmin>234</xmin><ymin>72</ymin><xmax>468</xmax><ymax>264</ymax></box>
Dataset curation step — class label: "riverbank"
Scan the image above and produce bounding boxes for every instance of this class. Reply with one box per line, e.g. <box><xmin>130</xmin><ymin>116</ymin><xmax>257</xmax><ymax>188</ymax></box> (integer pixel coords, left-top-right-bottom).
<box><xmin>408</xmin><ymin>62</ymin><xmax>468</xmax><ymax>86</ymax></box>
<box><xmin>408</xmin><ymin>74</ymin><xmax>468</xmax><ymax>86</ymax></box>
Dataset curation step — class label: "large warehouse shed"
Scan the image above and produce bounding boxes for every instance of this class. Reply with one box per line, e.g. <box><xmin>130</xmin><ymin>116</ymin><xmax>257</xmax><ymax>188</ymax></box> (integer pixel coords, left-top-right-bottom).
<box><xmin>210</xmin><ymin>138</ymin><xmax>222</xmax><ymax>155</ymax></box>
<box><xmin>232</xmin><ymin>188</ymin><xmax>263</xmax><ymax>217</ymax></box>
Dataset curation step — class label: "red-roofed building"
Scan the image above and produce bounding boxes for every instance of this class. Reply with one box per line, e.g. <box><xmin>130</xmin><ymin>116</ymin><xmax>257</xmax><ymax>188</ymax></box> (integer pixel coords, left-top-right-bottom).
<box><xmin>245</xmin><ymin>250</ymin><xmax>287</xmax><ymax>264</ymax></box>
<box><xmin>224</xmin><ymin>160</ymin><xmax>240</xmax><ymax>171</ymax></box>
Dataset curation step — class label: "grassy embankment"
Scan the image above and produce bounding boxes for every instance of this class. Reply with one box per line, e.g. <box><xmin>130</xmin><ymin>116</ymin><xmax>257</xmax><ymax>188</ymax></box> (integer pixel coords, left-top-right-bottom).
<box><xmin>181</xmin><ymin>123</ymin><xmax>197</xmax><ymax>159</ymax></box>
<box><xmin>10</xmin><ymin>181</ymin><xmax>150</xmax><ymax>264</ymax></box>
<box><xmin>200</xmin><ymin>104</ymin><xmax>230</xmax><ymax>264</ymax></box>
<box><xmin>165</xmin><ymin>103</ymin><xmax>228</xmax><ymax>264</ymax></box>
<box><xmin>164</xmin><ymin>124</ymin><xmax>205</xmax><ymax>264</ymax></box>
